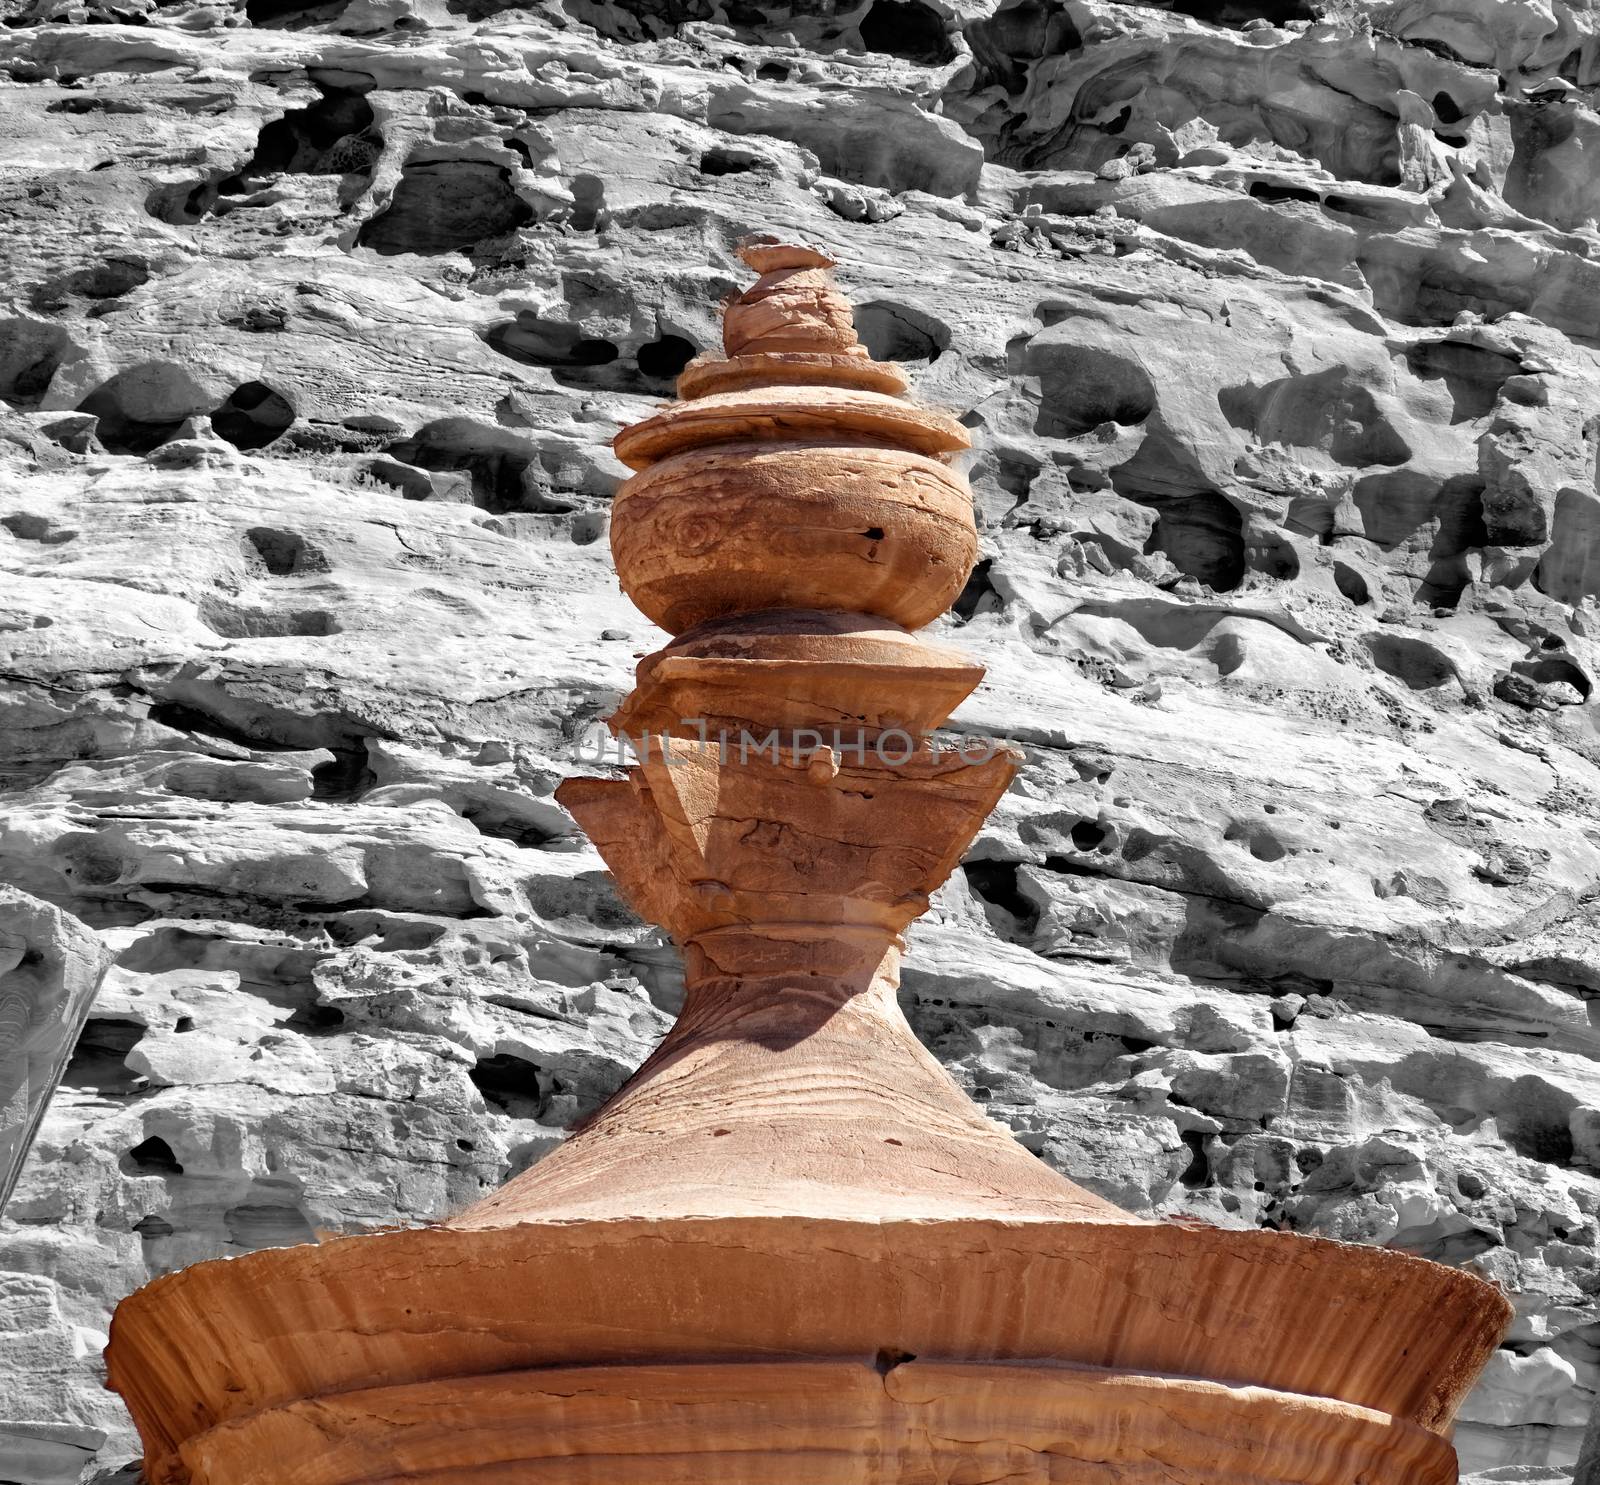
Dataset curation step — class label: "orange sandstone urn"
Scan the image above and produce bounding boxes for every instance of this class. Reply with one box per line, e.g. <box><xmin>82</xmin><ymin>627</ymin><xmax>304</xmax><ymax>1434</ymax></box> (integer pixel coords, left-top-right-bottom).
<box><xmin>104</xmin><ymin>237</ymin><xmax>1510</xmax><ymax>1485</ymax></box>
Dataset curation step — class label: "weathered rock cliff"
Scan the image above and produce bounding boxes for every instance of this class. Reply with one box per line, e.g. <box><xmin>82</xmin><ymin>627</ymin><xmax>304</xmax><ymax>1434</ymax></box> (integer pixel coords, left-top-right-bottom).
<box><xmin>4</xmin><ymin>0</ymin><xmax>1600</xmax><ymax>1477</ymax></box>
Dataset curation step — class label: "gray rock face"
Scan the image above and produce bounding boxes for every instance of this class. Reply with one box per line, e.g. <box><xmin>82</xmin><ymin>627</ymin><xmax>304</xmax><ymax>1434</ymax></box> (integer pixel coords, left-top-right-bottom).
<box><xmin>0</xmin><ymin>892</ymin><xmax>112</xmax><ymax>1485</ymax></box>
<box><xmin>0</xmin><ymin>890</ymin><xmax>111</xmax><ymax>1216</ymax></box>
<box><xmin>4</xmin><ymin>0</ymin><xmax>1600</xmax><ymax>1478</ymax></box>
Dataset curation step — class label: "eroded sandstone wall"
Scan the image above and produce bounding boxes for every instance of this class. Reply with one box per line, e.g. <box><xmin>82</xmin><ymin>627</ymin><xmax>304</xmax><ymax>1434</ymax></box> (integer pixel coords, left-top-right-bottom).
<box><xmin>4</xmin><ymin>0</ymin><xmax>1600</xmax><ymax>1477</ymax></box>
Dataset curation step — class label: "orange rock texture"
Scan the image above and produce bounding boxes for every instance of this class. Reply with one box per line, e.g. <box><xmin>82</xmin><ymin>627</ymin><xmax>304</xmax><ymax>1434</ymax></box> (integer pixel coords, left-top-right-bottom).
<box><xmin>103</xmin><ymin>239</ymin><xmax>1513</xmax><ymax>1485</ymax></box>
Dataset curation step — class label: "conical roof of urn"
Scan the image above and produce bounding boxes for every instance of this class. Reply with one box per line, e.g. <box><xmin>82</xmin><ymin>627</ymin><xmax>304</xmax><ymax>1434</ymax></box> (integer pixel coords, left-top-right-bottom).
<box><xmin>670</xmin><ymin>236</ymin><xmax>913</xmax><ymax>402</ymax></box>
<box><xmin>722</xmin><ymin>239</ymin><xmax>862</xmax><ymax>358</ymax></box>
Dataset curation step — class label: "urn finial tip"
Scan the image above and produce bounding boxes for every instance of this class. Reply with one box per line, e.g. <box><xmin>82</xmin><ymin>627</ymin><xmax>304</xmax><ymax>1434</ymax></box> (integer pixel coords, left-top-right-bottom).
<box><xmin>734</xmin><ymin>233</ymin><xmax>837</xmax><ymax>272</ymax></box>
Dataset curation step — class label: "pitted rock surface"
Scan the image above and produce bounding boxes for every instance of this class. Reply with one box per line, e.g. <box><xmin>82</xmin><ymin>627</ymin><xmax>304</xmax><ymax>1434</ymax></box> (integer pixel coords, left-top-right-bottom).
<box><xmin>4</xmin><ymin>0</ymin><xmax>1600</xmax><ymax>1477</ymax></box>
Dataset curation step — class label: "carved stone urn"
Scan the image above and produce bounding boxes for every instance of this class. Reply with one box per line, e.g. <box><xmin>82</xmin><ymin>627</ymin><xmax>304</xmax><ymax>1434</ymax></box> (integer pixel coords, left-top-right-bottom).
<box><xmin>104</xmin><ymin>237</ymin><xmax>1510</xmax><ymax>1485</ymax></box>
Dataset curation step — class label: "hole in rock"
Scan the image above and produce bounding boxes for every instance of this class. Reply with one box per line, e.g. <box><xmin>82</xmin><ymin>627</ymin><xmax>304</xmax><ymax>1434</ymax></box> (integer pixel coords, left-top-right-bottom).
<box><xmin>2</xmin><ymin>514</ymin><xmax>74</xmax><ymax>544</ymax></box>
<box><xmin>134</xmin><ymin>1214</ymin><xmax>175</xmax><ymax>1239</ymax></box>
<box><xmin>48</xmin><ymin>98</ymin><xmax>123</xmax><ymax>116</ymax></box>
<box><xmin>76</xmin><ymin>362</ymin><xmax>212</xmax><ymax>455</ymax></box>
<box><xmin>358</xmin><ymin>162</ymin><xmax>532</xmax><ymax>257</ymax></box>
<box><xmin>1396</xmin><ymin>476</ymin><xmax>1487</xmax><ymax>610</ymax></box>
<box><xmin>858</xmin><ymin>0</ymin><xmax>955</xmax><ymax>63</ymax></box>
<box><xmin>1322</xmin><ymin>195</ymin><xmax>1414</xmax><ymax>228</ymax></box>
<box><xmin>67</xmin><ymin>259</ymin><xmax>148</xmax><ymax>299</ymax></box>
<box><xmin>59</xmin><ymin>836</ymin><xmax>127</xmax><ymax>890</ymax></box>
<box><xmin>145</xmin><ymin>700</ymin><xmax>303</xmax><ymax>753</ymax></box>
<box><xmin>174</xmin><ymin>1016</ymin><xmax>195</xmax><ymax>1033</ymax></box>
<box><xmin>121</xmin><ymin>1137</ymin><xmax>182</xmax><ymax>1177</ymax></box>
<box><xmin>699</xmin><ymin>146</ymin><xmax>765</xmax><ymax>176</ymax></box>
<box><xmin>1367</xmin><ymin>633</ymin><xmax>1457</xmax><ymax>691</ymax></box>
<box><xmin>1179</xmin><ymin>1131</ymin><xmax>1210</xmax><ymax>1187</ymax></box>
<box><xmin>962</xmin><ymin>860</ymin><xmax>1040</xmax><ymax>938</ymax></box>
<box><xmin>312</xmin><ymin>743</ymin><xmax>376</xmax><ymax>801</ymax></box>
<box><xmin>1247</xmin><ymin>181</ymin><xmax>1321</xmax><ymax>206</ymax></box>
<box><xmin>1156</xmin><ymin>0</ymin><xmax>1315</xmax><ymax>21</ymax></box>
<box><xmin>244</xmin><ymin>526</ymin><xmax>327</xmax><ymax>576</ymax></box>
<box><xmin>952</xmin><ymin>558</ymin><xmax>998</xmax><ymax>621</ymax></box>
<box><xmin>483</xmin><ymin>316</ymin><xmax>620</xmax><ymax>371</ymax></box>
<box><xmin>1138</xmin><ymin>493</ymin><xmax>1245</xmax><ymax>591</ymax></box>
<box><xmin>225</xmin><ymin>1202</ymin><xmax>317</xmax><ymax>1249</ymax></box>
<box><xmin>1514</xmin><ymin>655</ymin><xmax>1592</xmax><ymax>700</ymax></box>
<box><xmin>213</xmin><ymin>382</ymin><xmax>295</xmax><ymax>450</ymax></box>
<box><xmin>1499</xmin><ymin>1080</ymin><xmax>1576</xmax><ymax>1166</ymax></box>
<box><xmin>1405</xmin><ymin>340</ymin><xmax>1520</xmax><ymax>424</ymax></box>
<box><xmin>875</xmin><ymin>1347</ymin><xmax>919</xmax><ymax>1373</ymax></box>
<box><xmin>1070</xmin><ymin>820</ymin><xmax>1106</xmax><ymax>851</ymax></box>
<box><xmin>364</xmin><ymin>458</ymin><xmax>434</xmax><ymax>500</ymax></box>
<box><xmin>1457</xmin><ymin>1169</ymin><xmax>1488</xmax><ymax>1199</ymax></box>
<box><xmin>197</xmin><ymin>601</ymin><xmax>338</xmax><ymax>639</ymax></box>
<box><xmin>622</xmin><ymin>197</ymin><xmax>704</xmax><ymax>227</ymax></box>
<box><xmin>144</xmin><ymin>179</ymin><xmax>219</xmax><ymax>227</ymax></box>
<box><xmin>1231</xmin><ymin>370</ymin><xmax>1411</xmax><ymax>467</ymax></box>
<box><xmin>286</xmin><ymin>1002</ymin><xmax>346</xmax><ymax>1035</ymax></box>
<box><xmin>855</xmin><ymin>301</ymin><xmax>949</xmax><ymax>364</ymax></box>
<box><xmin>446</xmin><ymin>0</ymin><xmax>537</xmax><ymax>18</ymax></box>
<box><xmin>1226</xmin><ymin>822</ymin><xmax>1287</xmax><ymax>862</ymax></box>
<box><xmin>1218</xmin><ymin>383</ymin><xmax>1258</xmax><ymax>432</ymax></box>
<box><xmin>1033</xmin><ymin>345</ymin><xmax>1155</xmax><ymax>438</ymax></box>
<box><xmin>568</xmin><ymin>173</ymin><xmax>607</xmax><ymax>232</ymax></box>
<box><xmin>995</xmin><ymin>454</ymin><xmax>1038</xmax><ymax>506</ymax></box>
<box><xmin>1332</xmin><ymin>561</ymin><xmax>1370</xmax><ymax>605</ymax></box>
<box><xmin>637</xmin><ymin>334</ymin><xmax>697</xmax><ymax>381</ymax></box>
<box><xmin>461</xmin><ymin>806</ymin><xmax>563</xmax><ymax>850</ymax></box>
<box><xmin>471</xmin><ymin>1052</ymin><xmax>551</xmax><ymax>1120</ymax></box>
<box><xmin>0</xmin><ymin>320</ymin><xmax>75</xmax><ymax>410</ymax></box>
<box><xmin>570</xmin><ymin>511</ymin><xmax>606</xmax><ymax>545</ymax></box>
<box><xmin>756</xmin><ymin>62</ymin><xmax>790</xmax><ymax>82</ymax></box>
<box><xmin>966</xmin><ymin>0</ymin><xmax>1081</xmax><ymax>94</ymax></box>
<box><xmin>384</xmin><ymin>420</ymin><xmax>544</xmax><ymax>513</ymax></box>
<box><xmin>324</xmin><ymin>915</ymin><xmax>446</xmax><ymax>951</ymax></box>
<box><xmin>62</xmin><ymin>1019</ymin><xmax>144</xmax><ymax>1094</ymax></box>
<box><xmin>515</xmin><ymin>0</ymin><xmax>713</xmax><ymax>38</ymax></box>
<box><xmin>244</xmin><ymin>0</ymin><xmax>350</xmax><ymax>26</ymax></box>
<box><xmin>220</xmin><ymin>80</ymin><xmax>378</xmax><ymax>188</ymax></box>
<box><xmin>1246</xmin><ymin>529</ymin><xmax>1300</xmax><ymax>581</ymax></box>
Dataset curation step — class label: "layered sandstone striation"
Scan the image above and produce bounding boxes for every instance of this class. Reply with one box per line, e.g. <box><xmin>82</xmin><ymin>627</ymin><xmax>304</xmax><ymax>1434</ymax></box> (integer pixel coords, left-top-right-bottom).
<box><xmin>5</xmin><ymin>0</ymin><xmax>1600</xmax><ymax>1478</ymax></box>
